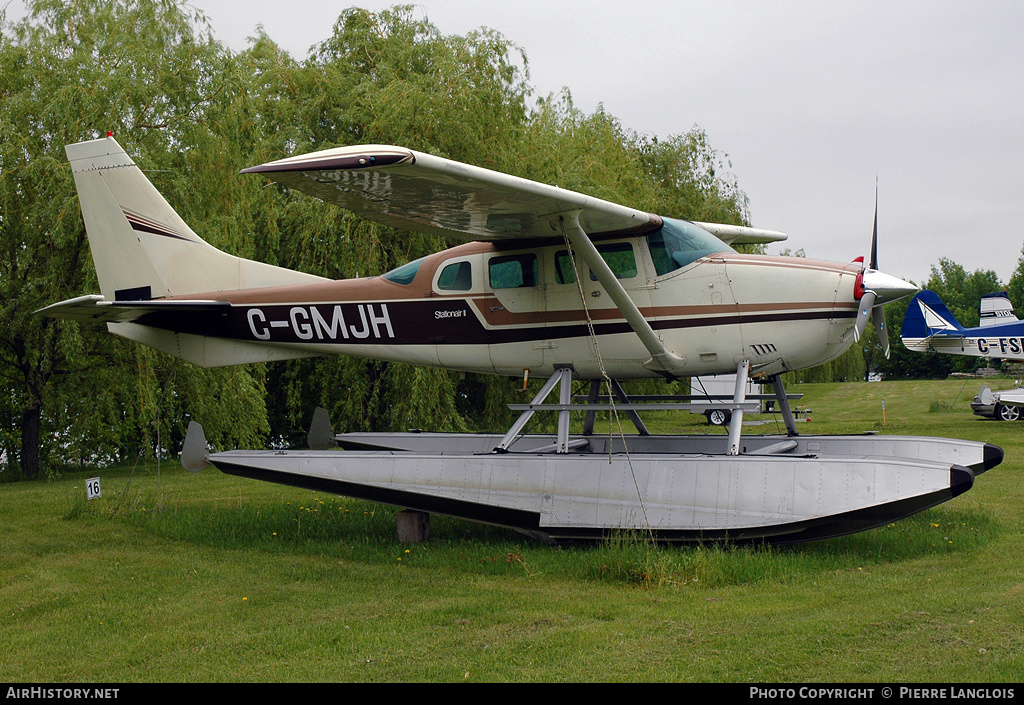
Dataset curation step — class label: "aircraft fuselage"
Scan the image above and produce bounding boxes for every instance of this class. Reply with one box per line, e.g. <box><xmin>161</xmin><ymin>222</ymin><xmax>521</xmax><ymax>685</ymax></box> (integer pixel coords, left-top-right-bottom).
<box><xmin>118</xmin><ymin>234</ymin><xmax>862</xmax><ymax>378</ymax></box>
<box><xmin>908</xmin><ymin>331</ymin><xmax>1024</xmax><ymax>360</ymax></box>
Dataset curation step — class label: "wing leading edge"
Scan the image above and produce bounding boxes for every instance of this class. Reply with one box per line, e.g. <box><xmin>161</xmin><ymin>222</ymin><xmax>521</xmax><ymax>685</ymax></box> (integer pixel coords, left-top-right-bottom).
<box><xmin>241</xmin><ymin>145</ymin><xmax>786</xmax><ymax>246</ymax></box>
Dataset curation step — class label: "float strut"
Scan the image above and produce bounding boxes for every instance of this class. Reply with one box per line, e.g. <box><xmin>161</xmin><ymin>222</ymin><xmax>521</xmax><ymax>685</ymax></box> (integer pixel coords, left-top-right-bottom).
<box><xmin>581</xmin><ymin>379</ymin><xmax>649</xmax><ymax>436</ymax></box>
<box><xmin>582</xmin><ymin>380</ymin><xmax>601</xmax><ymax>436</ymax></box>
<box><xmin>727</xmin><ymin>359</ymin><xmax>751</xmax><ymax>455</ymax></box>
<box><xmin>556</xmin><ymin>367</ymin><xmax>573</xmax><ymax>453</ymax></box>
<box><xmin>495</xmin><ymin>366</ymin><xmax>574</xmax><ymax>453</ymax></box>
<box><xmin>770</xmin><ymin>373</ymin><xmax>800</xmax><ymax>436</ymax></box>
<box><xmin>610</xmin><ymin>379</ymin><xmax>650</xmax><ymax>436</ymax></box>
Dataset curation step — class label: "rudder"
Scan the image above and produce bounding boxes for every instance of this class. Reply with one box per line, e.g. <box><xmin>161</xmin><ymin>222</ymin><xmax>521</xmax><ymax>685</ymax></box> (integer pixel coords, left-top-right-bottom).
<box><xmin>980</xmin><ymin>291</ymin><xmax>1018</xmax><ymax>327</ymax></box>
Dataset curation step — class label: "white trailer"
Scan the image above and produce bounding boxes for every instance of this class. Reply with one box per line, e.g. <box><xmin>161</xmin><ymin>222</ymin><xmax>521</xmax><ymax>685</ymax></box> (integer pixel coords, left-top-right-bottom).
<box><xmin>689</xmin><ymin>374</ymin><xmax>765</xmax><ymax>425</ymax></box>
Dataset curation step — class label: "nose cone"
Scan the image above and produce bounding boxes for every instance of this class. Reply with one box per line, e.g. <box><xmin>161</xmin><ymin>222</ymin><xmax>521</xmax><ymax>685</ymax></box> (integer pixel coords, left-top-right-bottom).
<box><xmin>862</xmin><ymin>268</ymin><xmax>918</xmax><ymax>305</ymax></box>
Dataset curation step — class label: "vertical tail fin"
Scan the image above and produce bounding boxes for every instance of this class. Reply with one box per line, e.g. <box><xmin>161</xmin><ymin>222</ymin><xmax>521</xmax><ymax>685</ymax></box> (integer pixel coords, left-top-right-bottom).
<box><xmin>980</xmin><ymin>291</ymin><xmax>1018</xmax><ymax>327</ymax></box>
<box><xmin>65</xmin><ymin>136</ymin><xmax>325</xmax><ymax>300</ymax></box>
<box><xmin>901</xmin><ymin>290</ymin><xmax>964</xmax><ymax>350</ymax></box>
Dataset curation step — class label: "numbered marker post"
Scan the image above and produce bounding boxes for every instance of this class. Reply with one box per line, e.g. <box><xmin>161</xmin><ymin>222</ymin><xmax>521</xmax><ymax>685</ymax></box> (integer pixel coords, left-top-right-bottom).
<box><xmin>86</xmin><ymin>476</ymin><xmax>101</xmax><ymax>500</ymax></box>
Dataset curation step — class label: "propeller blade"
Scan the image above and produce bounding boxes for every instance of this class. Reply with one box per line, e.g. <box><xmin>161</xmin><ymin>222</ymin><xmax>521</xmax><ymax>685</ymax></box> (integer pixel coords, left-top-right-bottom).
<box><xmin>854</xmin><ymin>289</ymin><xmax>877</xmax><ymax>342</ymax></box>
<box><xmin>872</xmin><ymin>304</ymin><xmax>890</xmax><ymax>359</ymax></box>
<box><xmin>854</xmin><ymin>180</ymin><xmax>912</xmax><ymax>355</ymax></box>
<box><xmin>870</xmin><ymin>181</ymin><xmax>879</xmax><ymax>270</ymax></box>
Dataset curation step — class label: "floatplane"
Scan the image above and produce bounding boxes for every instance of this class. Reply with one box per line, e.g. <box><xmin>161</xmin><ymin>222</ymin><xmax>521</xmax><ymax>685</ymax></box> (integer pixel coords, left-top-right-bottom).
<box><xmin>39</xmin><ymin>136</ymin><xmax>1002</xmax><ymax>543</ymax></box>
<box><xmin>903</xmin><ymin>289</ymin><xmax>1024</xmax><ymax>421</ymax></box>
<box><xmin>902</xmin><ymin>289</ymin><xmax>1024</xmax><ymax>362</ymax></box>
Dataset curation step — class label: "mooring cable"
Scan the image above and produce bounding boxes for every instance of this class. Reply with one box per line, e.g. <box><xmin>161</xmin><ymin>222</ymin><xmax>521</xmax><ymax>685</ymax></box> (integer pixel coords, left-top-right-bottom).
<box><xmin>558</xmin><ymin>217</ymin><xmax>654</xmax><ymax>540</ymax></box>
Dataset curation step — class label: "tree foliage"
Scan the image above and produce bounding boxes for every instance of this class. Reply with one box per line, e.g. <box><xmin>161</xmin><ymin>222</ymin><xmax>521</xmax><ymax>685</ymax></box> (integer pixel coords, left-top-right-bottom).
<box><xmin>0</xmin><ymin>0</ymin><xmax>270</xmax><ymax>476</ymax></box>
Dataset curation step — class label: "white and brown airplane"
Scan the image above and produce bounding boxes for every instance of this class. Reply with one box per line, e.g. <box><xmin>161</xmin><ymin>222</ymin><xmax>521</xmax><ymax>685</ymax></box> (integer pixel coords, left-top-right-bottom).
<box><xmin>42</xmin><ymin>137</ymin><xmax>912</xmax><ymax>380</ymax></box>
<box><xmin>40</xmin><ymin>136</ymin><xmax>1000</xmax><ymax>543</ymax></box>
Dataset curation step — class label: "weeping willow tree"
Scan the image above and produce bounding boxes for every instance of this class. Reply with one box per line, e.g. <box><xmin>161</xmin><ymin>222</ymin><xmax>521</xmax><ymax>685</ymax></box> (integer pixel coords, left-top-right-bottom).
<box><xmin>1</xmin><ymin>1</ymin><xmax>758</xmax><ymax>474</ymax></box>
<box><xmin>0</xmin><ymin>0</ymin><xmax>273</xmax><ymax>476</ymax></box>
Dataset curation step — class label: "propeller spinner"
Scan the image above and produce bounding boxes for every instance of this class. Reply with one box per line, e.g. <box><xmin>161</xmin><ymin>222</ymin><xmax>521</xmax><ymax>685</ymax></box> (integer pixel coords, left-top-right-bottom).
<box><xmin>852</xmin><ymin>191</ymin><xmax>918</xmax><ymax>357</ymax></box>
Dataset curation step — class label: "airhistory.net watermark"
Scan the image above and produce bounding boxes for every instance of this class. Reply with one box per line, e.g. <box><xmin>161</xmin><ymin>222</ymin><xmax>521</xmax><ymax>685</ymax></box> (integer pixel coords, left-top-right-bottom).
<box><xmin>6</xmin><ymin>688</ymin><xmax>119</xmax><ymax>700</ymax></box>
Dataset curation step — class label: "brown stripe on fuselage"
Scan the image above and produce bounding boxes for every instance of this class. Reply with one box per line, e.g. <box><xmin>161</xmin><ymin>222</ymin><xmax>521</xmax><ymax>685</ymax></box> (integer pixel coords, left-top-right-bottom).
<box><xmin>471</xmin><ymin>297</ymin><xmax>857</xmax><ymax>328</ymax></box>
<box><xmin>166</xmin><ymin>238</ymin><xmax>860</xmax><ymax>308</ymax></box>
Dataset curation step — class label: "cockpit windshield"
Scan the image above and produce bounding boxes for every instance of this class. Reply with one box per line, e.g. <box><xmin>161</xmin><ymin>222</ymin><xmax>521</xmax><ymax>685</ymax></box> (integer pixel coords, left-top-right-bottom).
<box><xmin>646</xmin><ymin>218</ymin><xmax>733</xmax><ymax>275</ymax></box>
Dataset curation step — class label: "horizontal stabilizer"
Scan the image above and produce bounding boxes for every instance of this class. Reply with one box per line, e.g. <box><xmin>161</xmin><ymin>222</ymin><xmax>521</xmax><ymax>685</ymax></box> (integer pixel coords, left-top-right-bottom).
<box><xmin>39</xmin><ymin>294</ymin><xmax>324</xmax><ymax>367</ymax></box>
<box><xmin>37</xmin><ymin>294</ymin><xmax>229</xmax><ymax>324</ymax></box>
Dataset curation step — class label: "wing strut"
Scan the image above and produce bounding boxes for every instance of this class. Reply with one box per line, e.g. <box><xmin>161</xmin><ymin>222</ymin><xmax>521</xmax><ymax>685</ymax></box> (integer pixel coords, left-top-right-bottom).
<box><xmin>559</xmin><ymin>212</ymin><xmax>686</xmax><ymax>377</ymax></box>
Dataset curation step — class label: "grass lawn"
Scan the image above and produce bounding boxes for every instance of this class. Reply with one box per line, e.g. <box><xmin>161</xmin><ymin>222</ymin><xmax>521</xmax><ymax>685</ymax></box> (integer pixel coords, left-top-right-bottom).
<box><xmin>2</xmin><ymin>377</ymin><xmax>1022</xmax><ymax>682</ymax></box>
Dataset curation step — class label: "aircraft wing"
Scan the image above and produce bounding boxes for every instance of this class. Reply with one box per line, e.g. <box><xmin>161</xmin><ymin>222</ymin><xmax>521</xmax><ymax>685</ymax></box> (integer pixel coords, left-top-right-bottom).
<box><xmin>241</xmin><ymin>145</ymin><xmax>785</xmax><ymax>245</ymax></box>
<box><xmin>692</xmin><ymin>222</ymin><xmax>786</xmax><ymax>245</ymax></box>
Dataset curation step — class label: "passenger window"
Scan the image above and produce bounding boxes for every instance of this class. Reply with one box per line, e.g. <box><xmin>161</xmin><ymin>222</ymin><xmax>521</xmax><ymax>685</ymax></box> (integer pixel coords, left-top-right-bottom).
<box><xmin>489</xmin><ymin>254</ymin><xmax>537</xmax><ymax>289</ymax></box>
<box><xmin>437</xmin><ymin>261</ymin><xmax>472</xmax><ymax>291</ymax></box>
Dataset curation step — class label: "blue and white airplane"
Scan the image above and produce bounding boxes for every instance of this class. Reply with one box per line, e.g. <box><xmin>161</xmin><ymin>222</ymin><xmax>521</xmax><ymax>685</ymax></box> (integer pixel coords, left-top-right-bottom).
<box><xmin>901</xmin><ymin>290</ymin><xmax>1024</xmax><ymax>360</ymax></box>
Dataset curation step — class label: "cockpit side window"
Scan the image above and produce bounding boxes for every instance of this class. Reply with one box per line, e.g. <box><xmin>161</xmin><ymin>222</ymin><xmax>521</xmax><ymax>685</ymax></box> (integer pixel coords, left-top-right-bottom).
<box><xmin>488</xmin><ymin>253</ymin><xmax>538</xmax><ymax>289</ymax></box>
<box><xmin>555</xmin><ymin>243</ymin><xmax>638</xmax><ymax>284</ymax></box>
<box><xmin>555</xmin><ymin>251</ymin><xmax>578</xmax><ymax>285</ymax></box>
<box><xmin>589</xmin><ymin>242</ymin><xmax>637</xmax><ymax>281</ymax></box>
<box><xmin>437</xmin><ymin>261</ymin><xmax>472</xmax><ymax>291</ymax></box>
<box><xmin>647</xmin><ymin>218</ymin><xmax>733</xmax><ymax>275</ymax></box>
<box><xmin>382</xmin><ymin>257</ymin><xmax>425</xmax><ymax>285</ymax></box>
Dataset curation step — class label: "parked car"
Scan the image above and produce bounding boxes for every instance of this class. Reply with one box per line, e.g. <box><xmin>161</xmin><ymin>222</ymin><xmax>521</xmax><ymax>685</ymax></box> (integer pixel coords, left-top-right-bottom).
<box><xmin>972</xmin><ymin>385</ymin><xmax>1024</xmax><ymax>421</ymax></box>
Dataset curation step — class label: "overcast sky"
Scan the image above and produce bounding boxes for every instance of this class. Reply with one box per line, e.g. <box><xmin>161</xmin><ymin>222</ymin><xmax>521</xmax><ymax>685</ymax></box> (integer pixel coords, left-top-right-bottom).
<box><xmin>6</xmin><ymin>0</ymin><xmax>1023</xmax><ymax>288</ymax></box>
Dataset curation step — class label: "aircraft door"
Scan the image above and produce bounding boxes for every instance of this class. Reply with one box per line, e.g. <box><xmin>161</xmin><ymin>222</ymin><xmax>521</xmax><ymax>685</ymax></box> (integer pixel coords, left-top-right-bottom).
<box><xmin>484</xmin><ymin>251</ymin><xmax>545</xmax><ymax>374</ymax></box>
<box><xmin>544</xmin><ymin>240</ymin><xmax>655</xmax><ymax>378</ymax></box>
<box><xmin>641</xmin><ymin>223</ymin><xmax>738</xmax><ymax>374</ymax></box>
<box><xmin>687</xmin><ymin>257</ymin><xmax>742</xmax><ymax>371</ymax></box>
